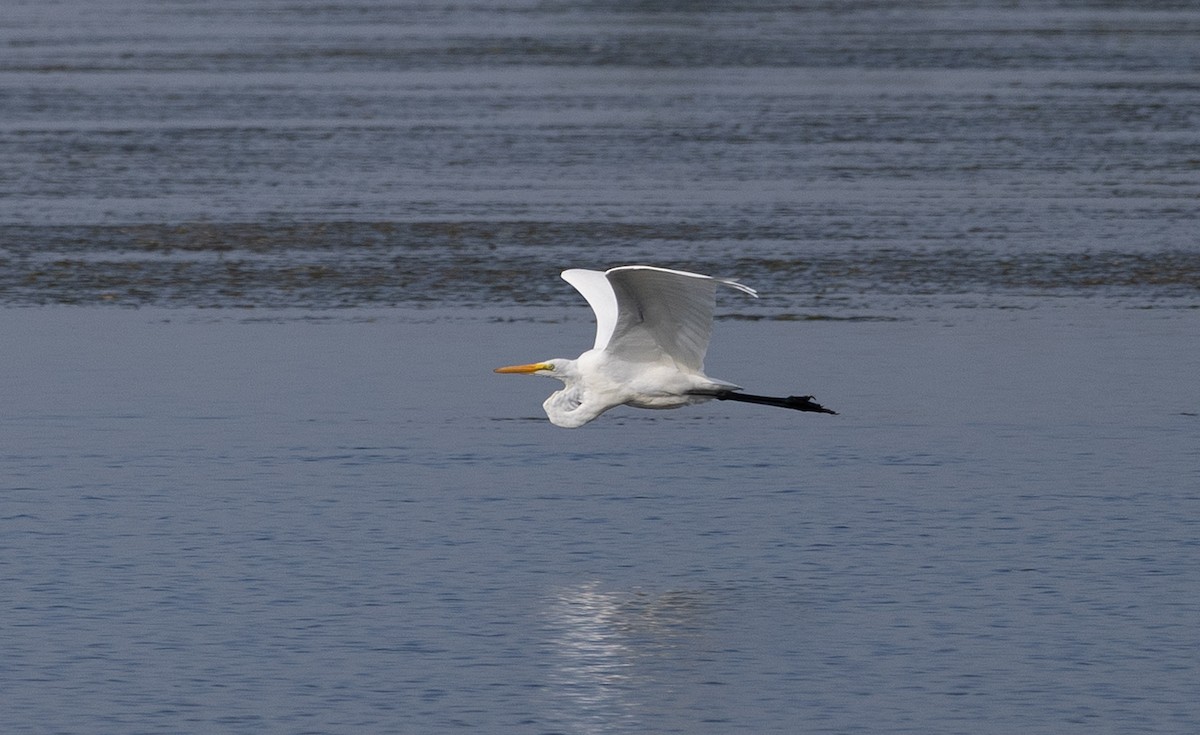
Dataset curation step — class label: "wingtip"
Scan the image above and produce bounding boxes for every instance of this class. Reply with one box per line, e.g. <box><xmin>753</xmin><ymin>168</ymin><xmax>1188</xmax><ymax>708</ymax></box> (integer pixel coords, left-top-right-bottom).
<box><xmin>721</xmin><ymin>279</ymin><xmax>758</xmax><ymax>298</ymax></box>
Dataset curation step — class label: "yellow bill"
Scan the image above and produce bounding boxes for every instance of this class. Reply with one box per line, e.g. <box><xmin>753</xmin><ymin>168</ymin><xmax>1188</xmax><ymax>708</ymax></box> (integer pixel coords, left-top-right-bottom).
<box><xmin>494</xmin><ymin>362</ymin><xmax>552</xmax><ymax>374</ymax></box>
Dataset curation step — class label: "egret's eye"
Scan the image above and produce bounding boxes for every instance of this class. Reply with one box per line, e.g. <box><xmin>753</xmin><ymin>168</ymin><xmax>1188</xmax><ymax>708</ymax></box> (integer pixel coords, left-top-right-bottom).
<box><xmin>543</xmin><ymin>363</ymin><xmax>555</xmax><ymax>371</ymax></box>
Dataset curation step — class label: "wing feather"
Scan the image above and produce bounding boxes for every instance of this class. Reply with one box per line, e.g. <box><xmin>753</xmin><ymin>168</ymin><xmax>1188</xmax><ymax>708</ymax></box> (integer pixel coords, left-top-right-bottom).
<box><xmin>602</xmin><ymin>265</ymin><xmax>756</xmax><ymax>371</ymax></box>
<box><xmin>561</xmin><ymin>269</ymin><xmax>620</xmax><ymax>350</ymax></box>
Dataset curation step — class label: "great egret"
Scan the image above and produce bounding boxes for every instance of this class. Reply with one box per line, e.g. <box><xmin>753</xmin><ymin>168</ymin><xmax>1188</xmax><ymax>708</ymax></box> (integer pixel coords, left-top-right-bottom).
<box><xmin>495</xmin><ymin>265</ymin><xmax>836</xmax><ymax>428</ymax></box>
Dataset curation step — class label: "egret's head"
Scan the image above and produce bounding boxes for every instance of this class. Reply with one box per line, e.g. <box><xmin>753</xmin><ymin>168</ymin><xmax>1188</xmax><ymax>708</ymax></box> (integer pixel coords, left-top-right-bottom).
<box><xmin>494</xmin><ymin>358</ymin><xmax>570</xmax><ymax>379</ymax></box>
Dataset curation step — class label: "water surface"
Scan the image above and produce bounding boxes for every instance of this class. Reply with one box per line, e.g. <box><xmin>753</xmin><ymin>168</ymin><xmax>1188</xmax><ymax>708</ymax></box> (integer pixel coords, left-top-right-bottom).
<box><xmin>3</xmin><ymin>305</ymin><xmax>1199</xmax><ymax>733</ymax></box>
<box><xmin>2</xmin><ymin>1</ymin><xmax>1199</xmax><ymax>733</ymax></box>
<box><xmin>2</xmin><ymin>1</ymin><xmax>1198</xmax><ymax>309</ymax></box>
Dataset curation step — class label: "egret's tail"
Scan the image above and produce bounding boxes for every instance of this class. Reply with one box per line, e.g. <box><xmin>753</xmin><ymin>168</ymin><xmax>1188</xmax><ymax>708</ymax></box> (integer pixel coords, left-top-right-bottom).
<box><xmin>712</xmin><ymin>390</ymin><xmax>837</xmax><ymax>415</ymax></box>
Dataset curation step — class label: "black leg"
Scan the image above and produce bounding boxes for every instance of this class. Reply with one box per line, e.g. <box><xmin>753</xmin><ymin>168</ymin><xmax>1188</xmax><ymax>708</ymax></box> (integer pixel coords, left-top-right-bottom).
<box><xmin>712</xmin><ymin>390</ymin><xmax>837</xmax><ymax>415</ymax></box>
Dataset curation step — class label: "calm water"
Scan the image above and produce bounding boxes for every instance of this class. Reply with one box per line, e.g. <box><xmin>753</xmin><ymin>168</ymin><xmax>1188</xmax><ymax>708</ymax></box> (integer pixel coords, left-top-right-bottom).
<box><xmin>3</xmin><ymin>305</ymin><xmax>1199</xmax><ymax>734</ymax></box>
<box><xmin>3</xmin><ymin>1</ymin><xmax>1200</xmax><ymax>733</ymax></box>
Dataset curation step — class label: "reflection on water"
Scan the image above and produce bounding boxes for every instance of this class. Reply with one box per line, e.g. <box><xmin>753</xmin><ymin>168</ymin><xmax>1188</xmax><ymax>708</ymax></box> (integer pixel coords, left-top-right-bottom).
<box><xmin>544</xmin><ymin>582</ymin><xmax>707</xmax><ymax>733</ymax></box>
<box><xmin>5</xmin><ymin>1</ymin><xmax>1200</xmax><ymax>732</ymax></box>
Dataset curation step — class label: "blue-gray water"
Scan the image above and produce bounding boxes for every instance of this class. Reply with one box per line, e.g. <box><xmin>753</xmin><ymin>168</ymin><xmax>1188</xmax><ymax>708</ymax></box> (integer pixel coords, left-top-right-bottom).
<box><xmin>3</xmin><ymin>2</ymin><xmax>1200</xmax><ymax>733</ymax></box>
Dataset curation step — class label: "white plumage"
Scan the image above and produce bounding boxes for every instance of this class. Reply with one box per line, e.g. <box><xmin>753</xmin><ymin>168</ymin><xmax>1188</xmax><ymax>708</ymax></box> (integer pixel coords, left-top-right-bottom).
<box><xmin>495</xmin><ymin>265</ymin><xmax>835</xmax><ymax>428</ymax></box>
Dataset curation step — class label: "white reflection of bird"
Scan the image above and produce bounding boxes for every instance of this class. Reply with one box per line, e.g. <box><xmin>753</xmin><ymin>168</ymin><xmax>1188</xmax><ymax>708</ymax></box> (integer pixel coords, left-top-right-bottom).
<box><xmin>495</xmin><ymin>265</ymin><xmax>836</xmax><ymax>428</ymax></box>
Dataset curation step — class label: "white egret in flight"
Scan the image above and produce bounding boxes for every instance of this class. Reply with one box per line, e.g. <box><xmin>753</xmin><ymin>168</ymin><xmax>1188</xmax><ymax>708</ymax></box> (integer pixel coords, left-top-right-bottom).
<box><xmin>495</xmin><ymin>265</ymin><xmax>836</xmax><ymax>428</ymax></box>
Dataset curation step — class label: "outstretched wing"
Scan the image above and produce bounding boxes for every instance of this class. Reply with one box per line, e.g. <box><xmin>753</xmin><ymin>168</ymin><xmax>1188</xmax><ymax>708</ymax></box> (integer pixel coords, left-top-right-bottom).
<box><xmin>600</xmin><ymin>265</ymin><xmax>756</xmax><ymax>371</ymax></box>
<box><xmin>561</xmin><ymin>268</ymin><xmax>620</xmax><ymax>350</ymax></box>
